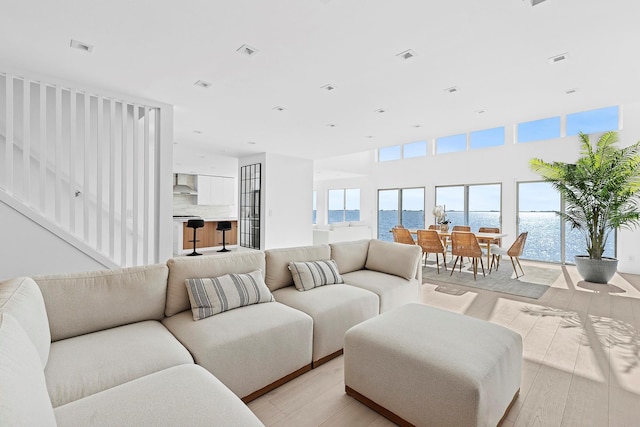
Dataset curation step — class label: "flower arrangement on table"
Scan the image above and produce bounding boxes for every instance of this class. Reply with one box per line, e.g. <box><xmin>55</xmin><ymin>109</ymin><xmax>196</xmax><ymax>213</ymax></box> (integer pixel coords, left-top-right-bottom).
<box><xmin>432</xmin><ymin>205</ymin><xmax>451</xmax><ymax>231</ymax></box>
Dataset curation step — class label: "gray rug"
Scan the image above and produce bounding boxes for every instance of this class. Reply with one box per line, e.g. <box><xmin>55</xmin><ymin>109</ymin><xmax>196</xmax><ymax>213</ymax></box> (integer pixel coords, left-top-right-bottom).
<box><xmin>422</xmin><ymin>260</ymin><xmax>558</xmax><ymax>299</ymax></box>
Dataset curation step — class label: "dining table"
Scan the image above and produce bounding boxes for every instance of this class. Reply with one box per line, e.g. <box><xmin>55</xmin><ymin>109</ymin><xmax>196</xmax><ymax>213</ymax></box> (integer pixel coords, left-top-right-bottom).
<box><xmin>409</xmin><ymin>229</ymin><xmax>508</xmax><ymax>271</ymax></box>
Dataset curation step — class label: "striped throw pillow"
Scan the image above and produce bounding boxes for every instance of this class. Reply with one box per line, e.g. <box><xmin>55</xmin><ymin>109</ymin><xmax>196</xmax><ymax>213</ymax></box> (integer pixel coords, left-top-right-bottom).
<box><xmin>288</xmin><ymin>260</ymin><xmax>344</xmax><ymax>292</ymax></box>
<box><xmin>185</xmin><ymin>270</ymin><xmax>274</xmax><ymax>321</ymax></box>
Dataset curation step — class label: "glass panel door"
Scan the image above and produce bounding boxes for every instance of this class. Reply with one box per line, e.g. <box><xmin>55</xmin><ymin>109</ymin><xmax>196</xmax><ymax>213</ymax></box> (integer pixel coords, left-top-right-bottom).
<box><xmin>377</xmin><ymin>189</ymin><xmax>399</xmax><ymax>242</ymax></box>
<box><xmin>468</xmin><ymin>184</ymin><xmax>501</xmax><ymax>231</ymax></box>
<box><xmin>435</xmin><ymin>186</ymin><xmax>464</xmax><ymax>227</ymax></box>
<box><xmin>401</xmin><ymin>188</ymin><xmax>425</xmax><ymax>229</ymax></box>
<box><xmin>518</xmin><ymin>182</ymin><xmax>561</xmax><ymax>262</ymax></box>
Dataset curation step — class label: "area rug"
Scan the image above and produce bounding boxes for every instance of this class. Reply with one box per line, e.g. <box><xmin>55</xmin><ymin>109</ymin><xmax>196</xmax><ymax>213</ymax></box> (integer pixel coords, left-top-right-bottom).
<box><xmin>422</xmin><ymin>260</ymin><xmax>559</xmax><ymax>299</ymax></box>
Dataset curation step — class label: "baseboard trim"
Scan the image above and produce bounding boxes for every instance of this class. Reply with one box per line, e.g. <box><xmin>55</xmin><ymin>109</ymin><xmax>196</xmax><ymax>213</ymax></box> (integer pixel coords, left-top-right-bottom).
<box><xmin>241</xmin><ymin>364</ymin><xmax>312</xmax><ymax>403</ymax></box>
<box><xmin>312</xmin><ymin>349</ymin><xmax>343</xmax><ymax>368</ymax></box>
<box><xmin>346</xmin><ymin>385</ymin><xmax>520</xmax><ymax>427</ymax></box>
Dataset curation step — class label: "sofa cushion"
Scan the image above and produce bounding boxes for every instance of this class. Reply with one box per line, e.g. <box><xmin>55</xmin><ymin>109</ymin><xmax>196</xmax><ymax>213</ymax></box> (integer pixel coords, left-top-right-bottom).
<box><xmin>54</xmin><ymin>365</ymin><xmax>264</xmax><ymax>427</ymax></box>
<box><xmin>365</xmin><ymin>239</ymin><xmax>421</xmax><ymax>280</ymax></box>
<box><xmin>162</xmin><ymin>302</ymin><xmax>313</xmax><ymax>399</ymax></box>
<box><xmin>166</xmin><ymin>251</ymin><xmax>266</xmax><ymax>317</ymax></box>
<box><xmin>265</xmin><ymin>245</ymin><xmax>331</xmax><ymax>292</ymax></box>
<box><xmin>272</xmin><ymin>285</ymin><xmax>378</xmax><ymax>362</ymax></box>
<box><xmin>185</xmin><ymin>270</ymin><xmax>274</xmax><ymax>320</ymax></box>
<box><xmin>0</xmin><ymin>277</ymin><xmax>51</xmax><ymax>367</ymax></box>
<box><xmin>342</xmin><ymin>270</ymin><xmax>420</xmax><ymax>313</ymax></box>
<box><xmin>288</xmin><ymin>259</ymin><xmax>343</xmax><ymax>291</ymax></box>
<box><xmin>0</xmin><ymin>312</ymin><xmax>56</xmax><ymax>427</ymax></box>
<box><xmin>45</xmin><ymin>320</ymin><xmax>193</xmax><ymax>407</ymax></box>
<box><xmin>35</xmin><ymin>264</ymin><xmax>169</xmax><ymax>341</ymax></box>
<box><xmin>330</xmin><ymin>240</ymin><xmax>370</xmax><ymax>274</ymax></box>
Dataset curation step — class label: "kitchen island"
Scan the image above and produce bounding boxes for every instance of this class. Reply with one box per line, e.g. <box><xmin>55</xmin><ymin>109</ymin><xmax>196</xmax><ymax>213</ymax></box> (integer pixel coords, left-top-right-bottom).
<box><xmin>173</xmin><ymin>217</ymin><xmax>238</xmax><ymax>255</ymax></box>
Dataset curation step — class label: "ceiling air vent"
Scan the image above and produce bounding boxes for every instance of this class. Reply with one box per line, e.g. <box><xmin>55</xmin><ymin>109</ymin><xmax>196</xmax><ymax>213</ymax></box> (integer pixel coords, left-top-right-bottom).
<box><xmin>549</xmin><ymin>53</ymin><xmax>569</xmax><ymax>63</ymax></box>
<box><xmin>194</xmin><ymin>80</ymin><xmax>212</xmax><ymax>89</ymax></box>
<box><xmin>70</xmin><ymin>39</ymin><xmax>94</xmax><ymax>53</ymax></box>
<box><xmin>396</xmin><ymin>49</ymin><xmax>417</xmax><ymax>60</ymax></box>
<box><xmin>444</xmin><ymin>86</ymin><xmax>459</xmax><ymax>93</ymax></box>
<box><xmin>237</xmin><ymin>44</ymin><xmax>259</xmax><ymax>57</ymax></box>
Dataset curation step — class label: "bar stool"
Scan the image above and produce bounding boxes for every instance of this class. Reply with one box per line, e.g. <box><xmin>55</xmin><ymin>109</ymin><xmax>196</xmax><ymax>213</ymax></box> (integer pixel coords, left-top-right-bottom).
<box><xmin>216</xmin><ymin>221</ymin><xmax>232</xmax><ymax>252</ymax></box>
<box><xmin>186</xmin><ymin>218</ymin><xmax>205</xmax><ymax>256</ymax></box>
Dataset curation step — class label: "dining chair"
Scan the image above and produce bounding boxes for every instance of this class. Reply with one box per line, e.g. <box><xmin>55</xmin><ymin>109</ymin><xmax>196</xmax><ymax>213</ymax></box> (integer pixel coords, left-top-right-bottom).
<box><xmin>417</xmin><ymin>229</ymin><xmax>447</xmax><ymax>273</ymax></box>
<box><xmin>450</xmin><ymin>231</ymin><xmax>485</xmax><ymax>280</ymax></box>
<box><xmin>478</xmin><ymin>227</ymin><xmax>502</xmax><ymax>247</ymax></box>
<box><xmin>392</xmin><ymin>227</ymin><xmax>416</xmax><ymax>245</ymax></box>
<box><xmin>452</xmin><ymin>225</ymin><xmax>471</xmax><ymax>232</ymax></box>
<box><xmin>490</xmin><ymin>232</ymin><xmax>528</xmax><ymax>278</ymax></box>
<box><xmin>428</xmin><ymin>224</ymin><xmax>441</xmax><ymax>230</ymax></box>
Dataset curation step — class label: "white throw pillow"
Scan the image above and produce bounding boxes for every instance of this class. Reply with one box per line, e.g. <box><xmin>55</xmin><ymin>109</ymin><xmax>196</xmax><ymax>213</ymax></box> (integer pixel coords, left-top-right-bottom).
<box><xmin>185</xmin><ymin>270</ymin><xmax>274</xmax><ymax>320</ymax></box>
<box><xmin>288</xmin><ymin>260</ymin><xmax>344</xmax><ymax>291</ymax></box>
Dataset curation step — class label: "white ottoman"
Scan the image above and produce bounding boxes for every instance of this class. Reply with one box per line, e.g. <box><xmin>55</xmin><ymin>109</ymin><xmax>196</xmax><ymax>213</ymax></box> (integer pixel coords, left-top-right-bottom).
<box><xmin>344</xmin><ymin>303</ymin><xmax>522</xmax><ymax>427</ymax></box>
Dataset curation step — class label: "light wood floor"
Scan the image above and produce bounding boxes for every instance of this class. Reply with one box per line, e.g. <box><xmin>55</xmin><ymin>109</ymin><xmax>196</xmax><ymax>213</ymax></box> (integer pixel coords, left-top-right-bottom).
<box><xmin>247</xmin><ymin>260</ymin><xmax>640</xmax><ymax>426</ymax></box>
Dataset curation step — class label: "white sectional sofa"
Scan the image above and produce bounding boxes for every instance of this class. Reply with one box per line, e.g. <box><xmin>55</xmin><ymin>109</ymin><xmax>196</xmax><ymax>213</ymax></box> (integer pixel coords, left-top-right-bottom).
<box><xmin>312</xmin><ymin>221</ymin><xmax>373</xmax><ymax>245</ymax></box>
<box><xmin>0</xmin><ymin>239</ymin><xmax>421</xmax><ymax>426</ymax></box>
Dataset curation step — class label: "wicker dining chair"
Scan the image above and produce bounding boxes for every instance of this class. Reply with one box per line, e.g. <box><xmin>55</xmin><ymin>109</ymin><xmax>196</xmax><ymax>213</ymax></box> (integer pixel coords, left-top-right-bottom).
<box><xmin>392</xmin><ymin>227</ymin><xmax>416</xmax><ymax>245</ymax></box>
<box><xmin>478</xmin><ymin>226</ymin><xmax>502</xmax><ymax>247</ymax></box>
<box><xmin>452</xmin><ymin>225</ymin><xmax>471</xmax><ymax>232</ymax></box>
<box><xmin>428</xmin><ymin>224</ymin><xmax>441</xmax><ymax>230</ymax></box>
<box><xmin>490</xmin><ymin>232</ymin><xmax>528</xmax><ymax>278</ymax></box>
<box><xmin>417</xmin><ymin>229</ymin><xmax>447</xmax><ymax>273</ymax></box>
<box><xmin>450</xmin><ymin>231</ymin><xmax>485</xmax><ymax>280</ymax></box>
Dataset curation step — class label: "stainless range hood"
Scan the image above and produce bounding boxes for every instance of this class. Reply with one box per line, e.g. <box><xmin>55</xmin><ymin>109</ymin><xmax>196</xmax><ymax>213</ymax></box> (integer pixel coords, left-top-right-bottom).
<box><xmin>173</xmin><ymin>174</ymin><xmax>197</xmax><ymax>195</ymax></box>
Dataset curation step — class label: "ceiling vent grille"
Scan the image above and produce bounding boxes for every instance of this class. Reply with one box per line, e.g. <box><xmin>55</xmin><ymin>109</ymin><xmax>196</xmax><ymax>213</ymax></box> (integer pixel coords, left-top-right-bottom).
<box><xmin>549</xmin><ymin>53</ymin><xmax>569</xmax><ymax>63</ymax></box>
<box><xmin>237</xmin><ymin>44</ymin><xmax>259</xmax><ymax>57</ymax></box>
<box><xmin>70</xmin><ymin>39</ymin><xmax>94</xmax><ymax>53</ymax></box>
<box><xmin>396</xmin><ymin>49</ymin><xmax>417</xmax><ymax>60</ymax></box>
<box><xmin>194</xmin><ymin>80</ymin><xmax>212</xmax><ymax>89</ymax></box>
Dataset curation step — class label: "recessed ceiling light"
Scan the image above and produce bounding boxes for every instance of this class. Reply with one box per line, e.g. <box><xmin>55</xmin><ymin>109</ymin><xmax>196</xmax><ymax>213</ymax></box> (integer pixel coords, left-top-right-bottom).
<box><xmin>70</xmin><ymin>39</ymin><xmax>94</xmax><ymax>53</ymax></box>
<box><xmin>365</xmin><ymin>135</ymin><xmax>374</xmax><ymax>139</ymax></box>
<box><xmin>375</xmin><ymin>108</ymin><xmax>386</xmax><ymax>113</ymax></box>
<box><xmin>565</xmin><ymin>88</ymin><xmax>578</xmax><ymax>95</ymax></box>
<box><xmin>326</xmin><ymin>123</ymin><xmax>336</xmax><ymax>127</ymax></box>
<box><xmin>247</xmin><ymin>141</ymin><xmax>257</xmax><ymax>145</ymax></box>
<box><xmin>527</xmin><ymin>0</ymin><xmax>548</xmax><ymax>6</ymax></box>
<box><xmin>272</xmin><ymin>106</ymin><xmax>285</xmax><ymax>111</ymax></box>
<box><xmin>193</xmin><ymin>130</ymin><xmax>203</xmax><ymax>134</ymax></box>
<box><xmin>321</xmin><ymin>84</ymin><xmax>336</xmax><ymax>91</ymax></box>
<box><xmin>413</xmin><ymin>124</ymin><xmax>422</xmax><ymax>128</ymax></box>
<box><xmin>444</xmin><ymin>86</ymin><xmax>459</xmax><ymax>93</ymax></box>
<box><xmin>396</xmin><ymin>49</ymin><xmax>417</xmax><ymax>60</ymax></box>
<box><xmin>476</xmin><ymin>109</ymin><xmax>486</xmax><ymax>114</ymax></box>
<box><xmin>194</xmin><ymin>80</ymin><xmax>212</xmax><ymax>89</ymax></box>
<box><xmin>237</xmin><ymin>44</ymin><xmax>259</xmax><ymax>57</ymax></box>
<box><xmin>548</xmin><ymin>52</ymin><xmax>569</xmax><ymax>64</ymax></box>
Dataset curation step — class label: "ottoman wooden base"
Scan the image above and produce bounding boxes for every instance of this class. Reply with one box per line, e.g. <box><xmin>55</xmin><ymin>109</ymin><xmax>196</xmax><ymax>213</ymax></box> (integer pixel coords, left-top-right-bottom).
<box><xmin>344</xmin><ymin>303</ymin><xmax>522</xmax><ymax>427</ymax></box>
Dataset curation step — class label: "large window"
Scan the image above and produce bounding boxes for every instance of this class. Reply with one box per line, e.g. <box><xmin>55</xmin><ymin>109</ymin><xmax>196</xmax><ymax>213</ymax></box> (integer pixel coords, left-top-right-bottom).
<box><xmin>379</xmin><ymin>145</ymin><xmax>401</xmax><ymax>162</ymax></box>
<box><xmin>403</xmin><ymin>141</ymin><xmax>427</xmax><ymax>158</ymax></box>
<box><xmin>436</xmin><ymin>134</ymin><xmax>466</xmax><ymax>154</ymax></box>
<box><xmin>328</xmin><ymin>188</ymin><xmax>360</xmax><ymax>223</ymax></box>
<box><xmin>517</xmin><ymin>117</ymin><xmax>561</xmax><ymax>143</ymax></box>
<box><xmin>377</xmin><ymin>188</ymin><xmax>424</xmax><ymax>241</ymax></box>
<box><xmin>435</xmin><ymin>184</ymin><xmax>501</xmax><ymax>230</ymax></box>
<box><xmin>517</xmin><ymin>181</ymin><xmax>615</xmax><ymax>263</ymax></box>
<box><xmin>470</xmin><ymin>127</ymin><xmax>504</xmax><ymax>150</ymax></box>
<box><xmin>566</xmin><ymin>106</ymin><xmax>619</xmax><ymax>136</ymax></box>
<box><xmin>312</xmin><ymin>190</ymin><xmax>317</xmax><ymax>224</ymax></box>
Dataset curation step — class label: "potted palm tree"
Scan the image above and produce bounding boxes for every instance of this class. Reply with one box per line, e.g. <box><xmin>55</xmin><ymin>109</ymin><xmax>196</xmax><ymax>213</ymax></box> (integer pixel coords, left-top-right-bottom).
<box><xmin>529</xmin><ymin>131</ymin><xmax>640</xmax><ymax>283</ymax></box>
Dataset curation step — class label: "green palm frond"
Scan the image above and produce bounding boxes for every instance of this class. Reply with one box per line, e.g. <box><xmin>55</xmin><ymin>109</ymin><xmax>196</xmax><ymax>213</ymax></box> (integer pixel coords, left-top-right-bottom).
<box><xmin>529</xmin><ymin>131</ymin><xmax>640</xmax><ymax>260</ymax></box>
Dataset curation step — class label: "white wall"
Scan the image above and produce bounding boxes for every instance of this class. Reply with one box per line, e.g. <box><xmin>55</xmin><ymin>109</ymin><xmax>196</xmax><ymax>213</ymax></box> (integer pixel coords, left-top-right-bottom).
<box><xmin>0</xmin><ymin>201</ymin><xmax>106</xmax><ymax>280</ymax></box>
<box><xmin>239</xmin><ymin>152</ymin><xmax>313</xmax><ymax>250</ymax></box>
<box><xmin>315</xmin><ymin>103</ymin><xmax>640</xmax><ymax>275</ymax></box>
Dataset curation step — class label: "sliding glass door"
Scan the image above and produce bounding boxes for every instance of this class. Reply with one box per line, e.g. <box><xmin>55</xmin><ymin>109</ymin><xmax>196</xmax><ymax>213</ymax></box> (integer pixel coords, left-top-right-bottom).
<box><xmin>377</xmin><ymin>188</ymin><xmax>425</xmax><ymax>241</ymax></box>
<box><xmin>435</xmin><ymin>184</ymin><xmax>501</xmax><ymax>231</ymax></box>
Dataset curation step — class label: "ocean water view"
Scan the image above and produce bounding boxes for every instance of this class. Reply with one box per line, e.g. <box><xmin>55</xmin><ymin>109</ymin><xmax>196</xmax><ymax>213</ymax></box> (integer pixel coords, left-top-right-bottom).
<box><xmin>376</xmin><ymin>211</ymin><xmax>615</xmax><ymax>264</ymax></box>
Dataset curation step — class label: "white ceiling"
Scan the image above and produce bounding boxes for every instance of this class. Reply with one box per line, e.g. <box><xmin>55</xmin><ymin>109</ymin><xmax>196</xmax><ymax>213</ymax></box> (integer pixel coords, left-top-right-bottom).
<box><xmin>2</xmin><ymin>0</ymin><xmax>640</xmax><ymax>171</ymax></box>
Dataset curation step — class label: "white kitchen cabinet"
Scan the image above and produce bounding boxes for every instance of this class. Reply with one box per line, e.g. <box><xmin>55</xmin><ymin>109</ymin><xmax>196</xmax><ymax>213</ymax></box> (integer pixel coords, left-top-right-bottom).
<box><xmin>197</xmin><ymin>175</ymin><xmax>235</xmax><ymax>206</ymax></box>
